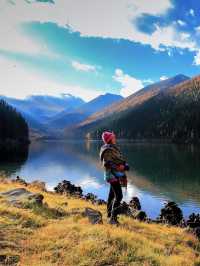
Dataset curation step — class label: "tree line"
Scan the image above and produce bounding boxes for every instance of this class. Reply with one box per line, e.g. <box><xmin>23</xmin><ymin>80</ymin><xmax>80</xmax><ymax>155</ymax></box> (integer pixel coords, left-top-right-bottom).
<box><xmin>0</xmin><ymin>99</ymin><xmax>29</xmax><ymax>161</ymax></box>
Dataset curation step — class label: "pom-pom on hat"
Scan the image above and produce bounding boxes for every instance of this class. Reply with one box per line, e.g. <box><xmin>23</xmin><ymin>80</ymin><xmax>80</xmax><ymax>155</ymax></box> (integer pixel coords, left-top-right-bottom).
<box><xmin>102</xmin><ymin>131</ymin><xmax>115</xmax><ymax>144</ymax></box>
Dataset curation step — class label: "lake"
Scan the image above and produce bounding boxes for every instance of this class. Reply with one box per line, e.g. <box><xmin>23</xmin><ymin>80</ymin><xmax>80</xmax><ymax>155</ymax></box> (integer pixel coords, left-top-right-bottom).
<box><xmin>1</xmin><ymin>140</ymin><xmax>200</xmax><ymax>219</ymax></box>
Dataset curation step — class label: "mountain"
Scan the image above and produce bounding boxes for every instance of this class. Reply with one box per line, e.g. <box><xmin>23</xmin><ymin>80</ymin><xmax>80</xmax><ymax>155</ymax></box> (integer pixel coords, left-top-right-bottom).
<box><xmin>0</xmin><ymin>94</ymin><xmax>85</xmax><ymax>123</ymax></box>
<box><xmin>48</xmin><ymin>93</ymin><xmax>123</xmax><ymax>130</ymax></box>
<box><xmin>0</xmin><ymin>94</ymin><xmax>85</xmax><ymax>136</ymax></box>
<box><xmin>65</xmin><ymin>74</ymin><xmax>190</xmax><ymax>138</ymax></box>
<box><xmin>84</xmin><ymin>75</ymin><xmax>200</xmax><ymax>143</ymax></box>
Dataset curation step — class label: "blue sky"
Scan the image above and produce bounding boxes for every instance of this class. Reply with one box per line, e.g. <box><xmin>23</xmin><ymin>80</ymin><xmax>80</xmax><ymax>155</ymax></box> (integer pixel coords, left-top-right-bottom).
<box><xmin>1</xmin><ymin>0</ymin><xmax>200</xmax><ymax>101</ymax></box>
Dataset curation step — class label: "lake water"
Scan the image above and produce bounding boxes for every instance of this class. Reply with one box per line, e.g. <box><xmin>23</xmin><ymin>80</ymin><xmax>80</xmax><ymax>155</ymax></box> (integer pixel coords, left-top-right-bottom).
<box><xmin>1</xmin><ymin>140</ymin><xmax>200</xmax><ymax>219</ymax></box>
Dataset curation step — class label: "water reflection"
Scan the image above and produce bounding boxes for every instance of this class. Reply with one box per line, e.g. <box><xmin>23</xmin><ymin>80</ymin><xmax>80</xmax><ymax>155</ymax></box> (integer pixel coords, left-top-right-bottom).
<box><xmin>0</xmin><ymin>144</ymin><xmax>29</xmax><ymax>176</ymax></box>
<box><xmin>3</xmin><ymin>140</ymin><xmax>200</xmax><ymax>218</ymax></box>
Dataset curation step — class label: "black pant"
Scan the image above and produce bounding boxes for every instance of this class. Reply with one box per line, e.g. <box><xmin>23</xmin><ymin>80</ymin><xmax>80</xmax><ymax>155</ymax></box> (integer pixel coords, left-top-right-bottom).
<box><xmin>107</xmin><ymin>181</ymin><xmax>123</xmax><ymax>219</ymax></box>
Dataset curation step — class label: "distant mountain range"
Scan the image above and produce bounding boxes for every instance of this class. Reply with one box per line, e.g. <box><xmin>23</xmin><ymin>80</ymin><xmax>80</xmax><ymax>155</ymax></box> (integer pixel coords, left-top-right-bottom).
<box><xmin>4</xmin><ymin>73</ymin><xmax>200</xmax><ymax>144</ymax></box>
<box><xmin>0</xmin><ymin>93</ymin><xmax>123</xmax><ymax>138</ymax></box>
<box><xmin>65</xmin><ymin>74</ymin><xmax>190</xmax><ymax>139</ymax></box>
<box><xmin>48</xmin><ymin>93</ymin><xmax>123</xmax><ymax>130</ymax></box>
<box><xmin>0</xmin><ymin>94</ymin><xmax>84</xmax><ymax>123</ymax></box>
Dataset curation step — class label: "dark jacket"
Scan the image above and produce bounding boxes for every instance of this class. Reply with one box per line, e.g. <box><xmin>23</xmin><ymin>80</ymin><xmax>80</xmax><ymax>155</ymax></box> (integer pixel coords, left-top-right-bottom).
<box><xmin>99</xmin><ymin>143</ymin><xmax>127</xmax><ymax>183</ymax></box>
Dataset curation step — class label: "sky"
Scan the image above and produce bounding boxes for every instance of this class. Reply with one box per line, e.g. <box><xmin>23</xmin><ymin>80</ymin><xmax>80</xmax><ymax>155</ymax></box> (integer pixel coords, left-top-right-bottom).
<box><xmin>1</xmin><ymin>0</ymin><xmax>200</xmax><ymax>101</ymax></box>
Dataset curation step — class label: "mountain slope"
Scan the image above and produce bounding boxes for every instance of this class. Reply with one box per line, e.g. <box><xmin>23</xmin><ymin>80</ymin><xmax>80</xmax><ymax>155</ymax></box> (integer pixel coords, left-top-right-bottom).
<box><xmin>88</xmin><ymin>75</ymin><xmax>200</xmax><ymax>143</ymax></box>
<box><xmin>65</xmin><ymin>74</ymin><xmax>190</xmax><ymax>138</ymax></box>
<box><xmin>48</xmin><ymin>93</ymin><xmax>123</xmax><ymax>130</ymax></box>
<box><xmin>74</xmin><ymin>74</ymin><xmax>189</xmax><ymax>129</ymax></box>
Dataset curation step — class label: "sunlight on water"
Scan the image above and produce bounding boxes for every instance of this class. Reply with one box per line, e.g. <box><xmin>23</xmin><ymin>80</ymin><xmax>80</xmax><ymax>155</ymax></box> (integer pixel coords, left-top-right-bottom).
<box><xmin>1</xmin><ymin>140</ymin><xmax>200</xmax><ymax>219</ymax></box>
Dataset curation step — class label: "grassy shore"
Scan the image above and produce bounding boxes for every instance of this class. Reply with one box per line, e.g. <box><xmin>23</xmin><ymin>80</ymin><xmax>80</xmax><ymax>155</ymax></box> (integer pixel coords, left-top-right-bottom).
<box><xmin>0</xmin><ymin>178</ymin><xmax>200</xmax><ymax>266</ymax></box>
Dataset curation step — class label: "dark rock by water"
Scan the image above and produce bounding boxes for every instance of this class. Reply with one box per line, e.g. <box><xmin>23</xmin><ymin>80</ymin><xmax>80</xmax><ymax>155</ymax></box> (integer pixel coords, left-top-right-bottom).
<box><xmin>54</xmin><ymin>180</ymin><xmax>83</xmax><ymax>196</ymax></box>
<box><xmin>118</xmin><ymin>197</ymin><xmax>147</xmax><ymax>221</ymax></box>
<box><xmin>129</xmin><ymin>197</ymin><xmax>141</xmax><ymax>210</ymax></box>
<box><xmin>187</xmin><ymin>213</ymin><xmax>200</xmax><ymax>228</ymax></box>
<box><xmin>0</xmin><ymin>254</ymin><xmax>20</xmax><ymax>266</ymax></box>
<box><xmin>54</xmin><ymin>180</ymin><xmax>106</xmax><ymax>205</ymax></box>
<box><xmin>83</xmin><ymin>207</ymin><xmax>103</xmax><ymax>224</ymax></box>
<box><xmin>157</xmin><ymin>201</ymin><xmax>183</xmax><ymax>225</ymax></box>
<box><xmin>82</xmin><ymin>193</ymin><xmax>97</xmax><ymax>201</ymax></box>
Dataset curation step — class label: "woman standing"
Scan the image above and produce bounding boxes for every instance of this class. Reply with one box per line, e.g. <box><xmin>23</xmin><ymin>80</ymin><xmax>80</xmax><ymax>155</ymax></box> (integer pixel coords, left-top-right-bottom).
<box><xmin>99</xmin><ymin>131</ymin><xmax>129</xmax><ymax>225</ymax></box>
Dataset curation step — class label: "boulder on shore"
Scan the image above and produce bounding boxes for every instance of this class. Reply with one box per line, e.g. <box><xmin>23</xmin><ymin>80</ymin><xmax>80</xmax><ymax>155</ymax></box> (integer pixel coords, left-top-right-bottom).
<box><xmin>83</xmin><ymin>207</ymin><xmax>103</xmax><ymax>224</ymax></box>
<box><xmin>54</xmin><ymin>180</ymin><xmax>83</xmax><ymax>196</ymax></box>
<box><xmin>0</xmin><ymin>188</ymin><xmax>44</xmax><ymax>207</ymax></box>
<box><xmin>118</xmin><ymin>197</ymin><xmax>147</xmax><ymax>221</ymax></box>
<box><xmin>157</xmin><ymin>201</ymin><xmax>183</xmax><ymax>225</ymax></box>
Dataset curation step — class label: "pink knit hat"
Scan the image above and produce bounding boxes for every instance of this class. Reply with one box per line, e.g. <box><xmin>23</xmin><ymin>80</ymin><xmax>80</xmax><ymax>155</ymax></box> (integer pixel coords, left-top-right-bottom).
<box><xmin>102</xmin><ymin>131</ymin><xmax>115</xmax><ymax>144</ymax></box>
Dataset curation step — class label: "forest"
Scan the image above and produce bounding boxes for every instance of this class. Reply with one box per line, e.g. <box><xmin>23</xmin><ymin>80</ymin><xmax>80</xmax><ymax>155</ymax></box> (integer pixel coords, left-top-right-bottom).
<box><xmin>0</xmin><ymin>99</ymin><xmax>29</xmax><ymax>161</ymax></box>
<box><xmin>87</xmin><ymin>79</ymin><xmax>200</xmax><ymax>144</ymax></box>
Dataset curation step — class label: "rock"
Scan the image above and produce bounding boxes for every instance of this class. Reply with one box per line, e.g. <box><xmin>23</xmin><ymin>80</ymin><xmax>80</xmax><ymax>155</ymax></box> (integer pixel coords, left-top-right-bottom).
<box><xmin>0</xmin><ymin>254</ymin><xmax>20</xmax><ymax>266</ymax></box>
<box><xmin>0</xmin><ymin>188</ymin><xmax>44</xmax><ymax>207</ymax></box>
<box><xmin>94</xmin><ymin>199</ymin><xmax>107</xmax><ymax>205</ymax></box>
<box><xmin>132</xmin><ymin>210</ymin><xmax>147</xmax><ymax>221</ymax></box>
<box><xmin>28</xmin><ymin>193</ymin><xmax>44</xmax><ymax>205</ymax></box>
<box><xmin>129</xmin><ymin>197</ymin><xmax>141</xmax><ymax>210</ymax></box>
<box><xmin>187</xmin><ymin>213</ymin><xmax>200</xmax><ymax>228</ymax></box>
<box><xmin>118</xmin><ymin>201</ymin><xmax>147</xmax><ymax>221</ymax></box>
<box><xmin>0</xmin><ymin>188</ymin><xmax>32</xmax><ymax>201</ymax></box>
<box><xmin>119</xmin><ymin>201</ymin><xmax>131</xmax><ymax>215</ymax></box>
<box><xmin>54</xmin><ymin>180</ymin><xmax>83</xmax><ymax>196</ymax></box>
<box><xmin>84</xmin><ymin>193</ymin><xmax>97</xmax><ymax>201</ymax></box>
<box><xmin>158</xmin><ymin>201</ymin><xmax>183</xmax><ymax>225</ymax></box>
<box><xmin>193</xmin><ymin>227</ymin><xmax>200</xmax><ymax>239</ymax></box>
<box><xmin>83</xmin><ymin>207</ymin><xmax>103</xmax><ymax>224</ymax></box>
<box><xmin>14</xmin><ymin>176</ymin><xmax>27</xmax><ymax>186</ymax></box>
<box><xmin>185</xmin><ymin>213</ymin><xmax>200</xmax><ymax>239</ymax></box>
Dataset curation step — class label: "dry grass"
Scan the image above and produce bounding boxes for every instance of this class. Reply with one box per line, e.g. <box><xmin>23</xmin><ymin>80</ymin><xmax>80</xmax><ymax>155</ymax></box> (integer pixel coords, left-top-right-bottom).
<box><xmin>0</xmin><ymin>178</ymin><xmax>200</xmax><ymax>266</ymax></box>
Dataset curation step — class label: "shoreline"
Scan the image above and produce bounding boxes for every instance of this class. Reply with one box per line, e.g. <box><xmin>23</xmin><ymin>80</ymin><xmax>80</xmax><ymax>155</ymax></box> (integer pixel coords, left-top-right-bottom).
<box><xmin>1</xmin><ymin>176</ymin><xmax>200</xmax><ymax>265</ymax></box>
<box><xmin>31</xmin><ymin>136</ymin><xmax>200</xmax><ymax>146</ymax></box>
<box><xmin>4</xmin><ymin>176</ymin><xmax>200</xmax><ymax>230</ymax></box>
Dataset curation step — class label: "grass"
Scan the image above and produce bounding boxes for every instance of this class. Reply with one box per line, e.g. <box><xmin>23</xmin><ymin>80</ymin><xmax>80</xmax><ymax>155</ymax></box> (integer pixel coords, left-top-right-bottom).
<box><xmin>0</xmin><ymin>178</ymin><xmax>200</xmax><ymax>266</ymax></box>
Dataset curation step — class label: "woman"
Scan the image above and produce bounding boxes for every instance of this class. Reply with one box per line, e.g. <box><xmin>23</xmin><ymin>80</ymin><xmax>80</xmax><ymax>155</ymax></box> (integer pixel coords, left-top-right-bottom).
<box><xmin>99</xmin><ymin>131</ymin><xmax>129</xmax><ymax>225</ymax></box>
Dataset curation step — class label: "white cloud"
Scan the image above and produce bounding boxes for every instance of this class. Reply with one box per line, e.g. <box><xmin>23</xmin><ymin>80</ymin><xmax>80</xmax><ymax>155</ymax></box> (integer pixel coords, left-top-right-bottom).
<box><xmin>142</xmin><ymin>79</ymin><xmax>154</xmax><ymax>84</ymax></box>
<box><xmin>0</xmin><ymin>0</ymin><xmax>199</xmax><ymax>66</ymax></box>
<box><xmin>0</xmin><ymin>56</ymin><xmax>102</xmax><ymax>101</ymax></box>
<box><xmin>3</xmin><ymin>0</ymin><xmax>200</xmax><ymax>104</ymax></box>
<box><xmin>177</xmin><ymin>20</ymin><xmax>186</xmax><ymax>27</ymax></box>
<box><xmin>1</xmin><ymin>0</ymin><xmax>192</xmax><ymax>56</ymax></box>
<box><xmin>160</xmin><ymin>75</ymin><xmax>168</xmax><ymax>81</ymax></box>
<box><xmin>189</xmin><ymin>9</ymin><xmax>195</xmax><ymax>17</ymax></box>
<box><xmin>72</xmin><ymin>60</ymin><xmax>97</xmax><ymax>72</ymax></box>
<box><xmin>146</xmin><ymin>25</ymin><xmax>196</xmax><ymax>51</ymax></box>
<box><xmin>0</xmin><ymin>1</ymin><xmax>50</xmax><ymax>55</ymax></box>
<box><xmin>113</xmin><ymin>69</ymin><xmax>143</xmax><ymax>97</ymax></box>
<box><xmin>195</xmin><ymin>26</ymin><xmax>200</xmax><ymax>35</ymax></box>
<box><xmin>193</xmin><ymin>50</ymin><xmax>200</xmax><ymax>66</ymax></box>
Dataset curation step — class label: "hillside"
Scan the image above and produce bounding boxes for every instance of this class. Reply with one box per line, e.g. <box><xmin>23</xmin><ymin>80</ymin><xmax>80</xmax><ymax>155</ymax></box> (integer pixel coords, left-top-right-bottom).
<box><xmin>1</xmin><ymin>178</ymin><xmax>200</xmax><ymax>266</ymax></box>
<box><xmin>74</xmin><ymin>75</ymin><xmax>189</xmax><ymax>129</ymax></box>
<box><xmin>87</xmin><ymin>75</ymin><xmax>200</xmax><ymax>143</ymax></box>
